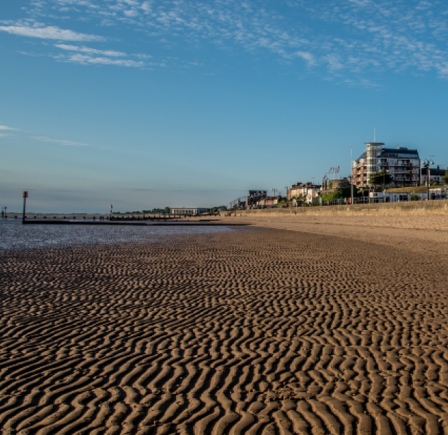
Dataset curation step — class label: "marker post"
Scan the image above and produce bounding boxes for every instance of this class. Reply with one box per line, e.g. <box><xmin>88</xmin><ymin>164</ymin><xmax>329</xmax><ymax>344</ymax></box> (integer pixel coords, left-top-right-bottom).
<box><xmin>22</xmin><ymin>191</ymin><xmax>28</xmax><ymax>224</ymax></box>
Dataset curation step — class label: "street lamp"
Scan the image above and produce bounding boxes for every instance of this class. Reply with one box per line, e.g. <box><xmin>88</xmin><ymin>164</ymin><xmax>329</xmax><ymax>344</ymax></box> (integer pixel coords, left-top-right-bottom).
<box><xmin>383</xmin><ymin>169</ymin><xmax>389</xmax><ymax>189</ymax></box>
<box><xmin>422</xmin><ymin>160</ymin><xmax>434</xmax><ymax>200</ymax></box>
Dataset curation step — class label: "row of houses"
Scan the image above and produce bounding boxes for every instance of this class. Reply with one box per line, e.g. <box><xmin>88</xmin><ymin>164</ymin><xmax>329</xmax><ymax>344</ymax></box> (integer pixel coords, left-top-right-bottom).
<box><xmin>241</xmin><ymin>180</ymin><xmax>448</xmax><ymax>210</ymax></box>
<box><xmin>236</xmin><ymin>141</ymin><xmax>447</xmax><ymax>209</ymax></box>
<box><xmin>243</xmin><ymin>182</ymin><xmax>348</xmax><ymax>209</ymax></box>
<box><xmin>169</xmin><ymin>141</ymin><xmax>447</xmax><ymax>214</ymax></box>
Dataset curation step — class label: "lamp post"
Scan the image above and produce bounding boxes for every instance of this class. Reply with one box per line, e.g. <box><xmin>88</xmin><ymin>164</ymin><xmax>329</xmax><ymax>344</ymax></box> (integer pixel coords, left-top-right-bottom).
<box><xmin>422</xmin><ymin>160</ymin><xmax>434</xmax><ymax>200</ymax></box>
<box><xmin>110</xmin><ymin>204</ymin><xmax>113</xmax><ymax>220</ymax></box>
<box><xmin>383</xmin><ymin>169</ymin><xmax>389</xmax><ymax>188</ymax></box>
<box><xmin>350</xmin><ymin>147</ymin><xmax>354</xmax><ymax>205</ymax></box>
<box><xmin>271</xmin><ymin>189</ymin><xmax>278</xmax><ymax>207</ymax></box>
<box><xmin>22</xmin><ymin>191</ymin><xmax>28</xmax><ymax>224</ymax></box>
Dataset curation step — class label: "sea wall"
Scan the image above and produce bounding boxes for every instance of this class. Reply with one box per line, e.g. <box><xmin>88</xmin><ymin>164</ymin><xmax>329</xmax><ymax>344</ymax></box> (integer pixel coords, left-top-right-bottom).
<box><xmin>230</xmin><ymin>200</ymin><xmax>448</xmax><ymax>217</ymax></box>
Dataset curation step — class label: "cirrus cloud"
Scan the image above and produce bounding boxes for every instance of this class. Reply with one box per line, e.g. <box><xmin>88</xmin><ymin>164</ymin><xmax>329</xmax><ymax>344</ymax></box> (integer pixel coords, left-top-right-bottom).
<box><xmin>15</xmin><ymin>0</ymin><xmax>448</xmax><ymax>83</ymax></box>
<box><xmin>55</xmin><ymin>53</ymin><xmax>145</xmax><ymax>67</ymax></box>
<box><xmin>31</xmin><ymin>136</ymin><xmax>89</xmax><ymax>147</ymax></box>
<box><xmin>55</xmin><ymin>44</ymin><xmax>127</xmax><ymax>57</ymax></box>
<box><xmin>0</xmin><ymin>24</ymin><xmax>104</xmax><ymax>41</ymax></box>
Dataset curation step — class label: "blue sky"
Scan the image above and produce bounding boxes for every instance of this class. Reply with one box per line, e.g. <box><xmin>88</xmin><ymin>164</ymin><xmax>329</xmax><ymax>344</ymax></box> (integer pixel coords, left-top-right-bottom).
<box><xmin>1</xmin><ymin>0</ymin><xmax>448</xmax><ymax>212</ymax></box>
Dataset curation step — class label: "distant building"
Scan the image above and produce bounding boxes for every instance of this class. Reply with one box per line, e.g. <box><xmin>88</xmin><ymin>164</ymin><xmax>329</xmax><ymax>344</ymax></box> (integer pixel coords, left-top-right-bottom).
<box><xmin>169</xmin><ymin>207</ymin><xmax>208</xmax><ymax>216</ymax></box>
<box><xmin>305</xmin><ymin>189</ymin><xmax>320</xmax><ymax>204</ymax></box>
<box><xmin>352</xmin><ymin>142</ymin><xmax>420</xmax><ymax>188</ymax></box>
<box><xmin>287</xmin><ymin>183</ymin><xmax>303</xmax><ymax>200</ymax></box>
<box><xmin>321</xmin><ymin>178</ymin><xmax>351</xmax><ymax>192</ymax></box>
<box><xmin>370</xmin><ymin>186</ymin><xmax>447</xmax><ymax>202</ymax></box>
<box><xmin>287</xmin><ymin>182</ymin><xmax>320</xmax><ymax>200</ymax></box>
<box><xmin>245</xmin><ymin>190</ymin><xmax>267</xmax><ymax>208</ymax></box>
<box><xmin>421</xmin><ymin>167</ymin><xmax>446</xmax><ymax>185</ymax></box>
<box><xmin>256</xmin><ymin>195</ymin><xmax>283</xmax><ymax>208</ymax></box>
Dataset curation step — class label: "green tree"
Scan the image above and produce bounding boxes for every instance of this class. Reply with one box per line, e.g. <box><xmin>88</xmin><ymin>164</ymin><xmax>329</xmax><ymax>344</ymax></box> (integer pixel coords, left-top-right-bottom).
<box><xmin>321</xmin><ymin>187</ymin><xmax>360</xmax><ymax>201</ymax></box>
<box><xmin>444</xmin><ymin>168</ymin><xmax>448</xmax><ymax>185</ymax></box>
<box><xmin>369</xmin><ymin>170</ymin><xmax>393</xmax><ymax>186</ymax></box>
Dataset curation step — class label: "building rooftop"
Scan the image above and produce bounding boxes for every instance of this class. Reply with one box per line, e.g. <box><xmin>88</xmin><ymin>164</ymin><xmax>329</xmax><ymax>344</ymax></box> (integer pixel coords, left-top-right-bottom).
<box><xmin>381</xmin><ymin>147</ymin><xmax>419</xmax><ymax>156</ymax></box>
<box><xmin>422</xmin><ymin>168</ymin><xmax>446</xmax><ymax>176</ymax></box>
<box><xmin>355</xmin><ymin>148</ymin><xmax>419</xmax><ymax>162</ymax></box>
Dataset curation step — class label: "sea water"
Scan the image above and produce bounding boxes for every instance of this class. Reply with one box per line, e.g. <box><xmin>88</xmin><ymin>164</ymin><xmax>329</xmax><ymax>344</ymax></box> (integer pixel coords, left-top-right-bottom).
<box><xmin>0</xmin><ymin>218</ymin><xmax>232</xmax><ymax>251</ymax></box>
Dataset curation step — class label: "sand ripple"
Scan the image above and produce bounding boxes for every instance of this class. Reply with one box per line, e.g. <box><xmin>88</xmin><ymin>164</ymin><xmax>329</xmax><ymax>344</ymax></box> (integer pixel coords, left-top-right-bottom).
<box><xmin>1</xmin><ymin>229</ymin><xmax>448</xmax><ymax>434</ymax></box>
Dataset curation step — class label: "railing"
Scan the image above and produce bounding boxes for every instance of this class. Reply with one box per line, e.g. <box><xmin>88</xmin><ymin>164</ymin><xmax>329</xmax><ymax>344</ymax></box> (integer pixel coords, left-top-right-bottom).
<box><xmin>311</xmin><ymin>194</ymin><xmax>446</xmax><ymax>207</ymax></box>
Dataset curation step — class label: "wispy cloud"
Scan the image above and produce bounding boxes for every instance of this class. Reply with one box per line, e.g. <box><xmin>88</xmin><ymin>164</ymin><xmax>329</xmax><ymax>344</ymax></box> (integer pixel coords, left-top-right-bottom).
<box><xmin>54</xmin><ymin>44</ymin><xmax>127</xmax><ymax>57</ymax></box>
<box><xmin>31</xmin><ymin>136</ymin><xmax>89</xmax><ymax>146</ymax></box>
<box><xmin>54</xmin><ymin>53</ymin><xmax>145</xmax><ymax>67</ymax></box>
<box><xmin>0</xmin><ymin>125</ymin><xmax>17</xmax><ymax>131</ymax></box>
<box><xmin>0</xmin><ymin>24</ymin><xmax>104</xmax><ymax>41</ymax></box>
<box><xmin>52</xmin><ymin>44</ymin><xmax>148</xmax><ymax>67</ymax></box>
<box><xmin>294</xmin><ymin>51</ymin><xmax>316</xmax><ymax>66</ymax></box>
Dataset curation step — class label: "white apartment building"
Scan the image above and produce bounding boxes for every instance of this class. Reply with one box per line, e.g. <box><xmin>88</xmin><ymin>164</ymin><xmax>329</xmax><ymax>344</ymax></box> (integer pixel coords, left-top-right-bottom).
<box><xmin>352</xmin><ymin>142</ymin><xmax>420</xmax><ymax>188</ymax></box>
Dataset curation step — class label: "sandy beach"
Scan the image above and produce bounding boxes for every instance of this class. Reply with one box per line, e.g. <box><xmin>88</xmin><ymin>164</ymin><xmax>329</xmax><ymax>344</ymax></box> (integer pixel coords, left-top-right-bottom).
<box><xmin>2</xmin><ymin>220</ymin><xmax>448</xmax><ymax>434</ymax></box>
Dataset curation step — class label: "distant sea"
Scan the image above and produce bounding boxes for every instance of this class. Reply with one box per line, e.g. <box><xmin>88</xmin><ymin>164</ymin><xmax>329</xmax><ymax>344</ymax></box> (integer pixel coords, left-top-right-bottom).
<box><xmin>0</xmin><ymin>218</ymin><xmax>232</xmax><ymax>251</ymax></box>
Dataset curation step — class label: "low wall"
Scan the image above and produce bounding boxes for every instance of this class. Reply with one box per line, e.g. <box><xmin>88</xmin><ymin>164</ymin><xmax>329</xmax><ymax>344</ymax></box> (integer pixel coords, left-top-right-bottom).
<box><xmin>231</xmin><ymin>200</ymin><xmax>448</xmax><ymax>217</ymax></box>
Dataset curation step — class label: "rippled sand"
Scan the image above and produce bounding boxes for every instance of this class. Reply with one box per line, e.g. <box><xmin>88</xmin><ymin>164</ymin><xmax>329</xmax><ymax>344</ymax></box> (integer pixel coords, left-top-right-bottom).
<box><xmin>1</xmin><ymin>225</ymin><xmax>448</xmax><ymax>434</ymax></box>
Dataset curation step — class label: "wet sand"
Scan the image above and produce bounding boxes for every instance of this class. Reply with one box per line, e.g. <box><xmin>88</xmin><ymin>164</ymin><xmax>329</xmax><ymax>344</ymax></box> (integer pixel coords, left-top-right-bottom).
<box><xmin>1</xmin><ymin>225</ymin><xmax>448</xmax><ymax>434</ymax></box>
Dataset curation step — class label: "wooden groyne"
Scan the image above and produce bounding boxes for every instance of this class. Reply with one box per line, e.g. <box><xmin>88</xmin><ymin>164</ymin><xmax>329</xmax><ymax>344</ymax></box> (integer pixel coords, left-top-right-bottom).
<box><xmin>22</xmin><ymin>218</ymin><xmax>249</xmax><ymax>226</ymax></box>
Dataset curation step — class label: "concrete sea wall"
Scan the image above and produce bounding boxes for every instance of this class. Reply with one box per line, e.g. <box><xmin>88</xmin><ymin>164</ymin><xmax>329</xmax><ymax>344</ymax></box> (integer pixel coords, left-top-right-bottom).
<box><xmin>231</xmin><ymin>200</ymin><xmax>448</xmax><ymax>217</ymax></box>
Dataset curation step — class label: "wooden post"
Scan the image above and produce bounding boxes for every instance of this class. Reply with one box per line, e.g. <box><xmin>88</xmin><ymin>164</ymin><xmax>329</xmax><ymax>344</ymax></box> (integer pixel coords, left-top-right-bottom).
<box><xmin>22</xmin><ymin>191</ymin><xmax>28</xmax><ymax>224</ymax></box>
